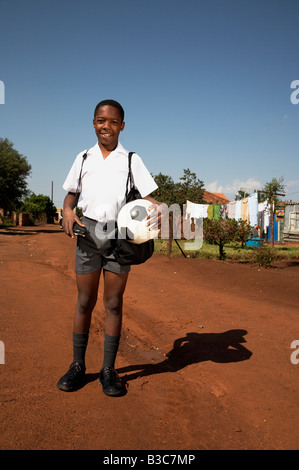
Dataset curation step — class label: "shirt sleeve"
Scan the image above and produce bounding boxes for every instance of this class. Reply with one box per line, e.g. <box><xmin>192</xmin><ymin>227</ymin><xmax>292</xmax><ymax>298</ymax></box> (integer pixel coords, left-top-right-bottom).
<box><xmin>131</xmin><ymin>153</ymin><xmax>158</xmax><ymax>198</ymax></box>
<box><xmin>62</xmin><ymin>150</ymin><xmax>86</xmax><ymax>193</ymax></box>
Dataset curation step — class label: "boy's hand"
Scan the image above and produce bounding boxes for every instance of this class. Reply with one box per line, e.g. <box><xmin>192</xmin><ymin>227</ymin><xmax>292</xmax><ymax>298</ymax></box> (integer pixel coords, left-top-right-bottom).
<box><xmin>62</xmin><ymin>208</ymin><xmax>85</xmax><ymax>239</ymax></box>
<box><xmin>146</xmin><ymin>202</ymin><xmax>167</xmax><ymax>232</ymax></box>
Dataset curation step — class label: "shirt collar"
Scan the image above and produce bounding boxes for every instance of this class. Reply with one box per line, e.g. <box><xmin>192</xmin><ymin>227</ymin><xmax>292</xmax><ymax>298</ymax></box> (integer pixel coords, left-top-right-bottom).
<box><xmin>115</xmin><ymin>141</ymin><xmax>128</xmax><ymax>155</ymax></box>
<box><xmin>93</xmin><ymin>141</ymin><xmax>128</xmax><ymax>156</ymax></box>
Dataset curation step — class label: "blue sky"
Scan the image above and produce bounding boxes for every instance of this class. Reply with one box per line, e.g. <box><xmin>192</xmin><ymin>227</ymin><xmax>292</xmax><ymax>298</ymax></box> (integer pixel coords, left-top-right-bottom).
<box><xmin>1</xmin><ymin>0</ymin><xmax>299</xmax><ymax>208</ymax></box>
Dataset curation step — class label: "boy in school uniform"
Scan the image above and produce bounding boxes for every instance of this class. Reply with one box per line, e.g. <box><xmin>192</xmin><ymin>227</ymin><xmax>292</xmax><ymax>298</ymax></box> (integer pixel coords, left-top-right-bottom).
<box><xmin>57</xmin><ymin>99</ymin><xmax>161</xmax><ymax>396</ymax></box>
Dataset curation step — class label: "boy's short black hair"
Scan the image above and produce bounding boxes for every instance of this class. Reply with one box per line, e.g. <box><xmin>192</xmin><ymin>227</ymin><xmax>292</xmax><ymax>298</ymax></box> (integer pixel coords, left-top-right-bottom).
<box><xmin>94</xmin><ymin>99</ymin><xmax>125</xmax><ymax>122</ymax></box>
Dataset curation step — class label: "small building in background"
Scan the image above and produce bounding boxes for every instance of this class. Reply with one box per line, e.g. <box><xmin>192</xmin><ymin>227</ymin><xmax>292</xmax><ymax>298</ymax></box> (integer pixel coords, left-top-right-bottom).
<box><xmin>283</xmin><ymin>202</ymin><xmax>299</xmax><ymax>242</ymax></box>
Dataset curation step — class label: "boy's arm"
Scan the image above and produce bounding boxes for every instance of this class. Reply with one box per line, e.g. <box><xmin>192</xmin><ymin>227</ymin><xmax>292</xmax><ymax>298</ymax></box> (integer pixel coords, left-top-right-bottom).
<box><xmin>143</xmin><ymin>195</ymin><xmax>159</xmax><ymax>205</ymax></box>
<box><xmin>62</xmin><ymin>192</ymin><xmax>85</xmax><ymax>238</ymax></box>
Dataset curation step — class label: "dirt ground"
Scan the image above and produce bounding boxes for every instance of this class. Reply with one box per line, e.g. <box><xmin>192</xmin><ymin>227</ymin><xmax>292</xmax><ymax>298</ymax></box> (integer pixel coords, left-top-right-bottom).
<box><xmin>0</xmin><ymin>224</ymin><xmax>298</xmax><ymax>450</ymax></box>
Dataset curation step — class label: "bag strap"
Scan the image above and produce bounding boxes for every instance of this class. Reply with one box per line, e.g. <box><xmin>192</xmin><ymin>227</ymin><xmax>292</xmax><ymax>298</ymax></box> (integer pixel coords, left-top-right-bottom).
<box><xmin>125</xmin><ymin>151</ymin><xmax>135</xmax><ymax>197</ymax></box>
<box><xmin>75</xmin><ymin>149</ymin><xmax>88</xmax><ymax>205</ymax></box>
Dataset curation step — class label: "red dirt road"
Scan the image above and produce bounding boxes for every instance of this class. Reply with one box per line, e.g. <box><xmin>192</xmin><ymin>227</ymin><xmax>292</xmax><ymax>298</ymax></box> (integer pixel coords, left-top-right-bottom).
<box><xmin>0</xmin><ymin>225</ymin><xmax>298</xmax><ymax>450</ymax></box>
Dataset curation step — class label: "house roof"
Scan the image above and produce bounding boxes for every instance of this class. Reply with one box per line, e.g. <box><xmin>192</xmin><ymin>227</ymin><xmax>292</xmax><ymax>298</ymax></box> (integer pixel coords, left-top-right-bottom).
<box><xmin>202</xmin><ymin>191</ymin><xmax>231</xmax><ymax>204</ymax></box>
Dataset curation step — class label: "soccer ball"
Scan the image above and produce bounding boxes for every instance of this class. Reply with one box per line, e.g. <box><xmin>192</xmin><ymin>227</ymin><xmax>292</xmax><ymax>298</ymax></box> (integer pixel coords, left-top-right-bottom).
<box><xmin>117</xmin><ymin>199</ymin><xmax>160</xmax><ymax>244</ymax></box>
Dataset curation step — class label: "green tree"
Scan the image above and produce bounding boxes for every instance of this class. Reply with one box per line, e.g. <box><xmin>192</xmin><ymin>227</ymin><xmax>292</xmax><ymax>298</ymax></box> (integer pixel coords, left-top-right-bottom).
<box><xmin>259</xmin><ymin>177</ymin><xmax>285</xmax><ymax>205</ymax></box>
<box><xmin>151</xmin><ymin>173</ymin><xmax>175</xmax><ymax>207</ymax></box>
<box><xmin>235</xmin><ymin>189</ymin><xmax>250</xmax><ymax>201</ymax></box>
<box><xmin>203</xmin><ymin>218</ymin><xmax>238</xmax><ymax>260</ymax></box>
<box><xmin>21</xmin><ymin>193</ymin><xmax>56</xmax><ymax>223</ymax></box>
<box><xmin>152</xmin><ymin>169</ymin><xmax>204</xmax><ymax>207</ymax></box>
<box><xmin>174</xmin><ymin>168</ymin><xmax>204</xmax><ymax>207</ymax></box>
<box><xmin>0</xmin><ymin>138</ymin><xmax>31</xmax><ymax>211</ymax></box>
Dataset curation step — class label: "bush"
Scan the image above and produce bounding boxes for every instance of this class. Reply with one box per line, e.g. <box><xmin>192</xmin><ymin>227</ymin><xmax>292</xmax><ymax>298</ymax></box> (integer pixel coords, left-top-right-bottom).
<box><xmin>20</xmin><ymin>193</ymin><xmax>56</xmax><ymax>224</ymax></box>
<box><xmin>253</xmin><ymin>245</ymin><xmax>277</xmax><ymax>268</ymax></box>
<box><xmin>0</xmin><ymin>215</ymin><xmax>14</xmax><ymax>227</ymax></box>
<box><xmin>236</xmin><ymin>220</ymin><xmax>251</xmax><ymax>247</ymax></box>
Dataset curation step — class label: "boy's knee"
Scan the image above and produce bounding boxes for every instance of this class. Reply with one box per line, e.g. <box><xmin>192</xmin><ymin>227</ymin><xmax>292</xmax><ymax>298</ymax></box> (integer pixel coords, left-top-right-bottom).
<box><xmin>103</xmin><ymin>294</ymin><xmax>123</xmax><ymax>314</ymax></box>
<box><xmin>77</xmin><ymin>292</ymin><xmax>98</xmax><ymax>313</ymax></box>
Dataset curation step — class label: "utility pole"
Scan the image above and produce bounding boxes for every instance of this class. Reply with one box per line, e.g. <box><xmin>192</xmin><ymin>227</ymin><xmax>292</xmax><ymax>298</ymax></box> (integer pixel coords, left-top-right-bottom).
<box><xmin>51</xmin><ymin>181</ymin><xmax>53</xmax><ymax>202</ymax></box>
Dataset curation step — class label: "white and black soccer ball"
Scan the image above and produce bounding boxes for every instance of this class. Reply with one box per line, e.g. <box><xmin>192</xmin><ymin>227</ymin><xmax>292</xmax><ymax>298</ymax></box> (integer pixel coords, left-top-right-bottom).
<box><xmin>117</xmin><ymin>199</ymin><xmax>160</xmax><ymax>244</ymax></box>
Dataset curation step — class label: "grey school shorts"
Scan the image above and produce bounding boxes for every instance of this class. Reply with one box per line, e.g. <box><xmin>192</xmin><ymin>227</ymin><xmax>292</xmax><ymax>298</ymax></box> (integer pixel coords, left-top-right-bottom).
<box><xmin>75</xmin><ymin>216</ymin><xmax>131</xmax><ymax>275</ymax></box>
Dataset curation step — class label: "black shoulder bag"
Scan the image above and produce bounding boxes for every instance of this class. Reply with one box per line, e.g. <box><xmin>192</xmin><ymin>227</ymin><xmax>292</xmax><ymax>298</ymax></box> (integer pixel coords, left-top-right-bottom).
<box><xmin>111</xmin><ymin>152</ymin><xmax>155</xmax><ymax>266</ymax></box>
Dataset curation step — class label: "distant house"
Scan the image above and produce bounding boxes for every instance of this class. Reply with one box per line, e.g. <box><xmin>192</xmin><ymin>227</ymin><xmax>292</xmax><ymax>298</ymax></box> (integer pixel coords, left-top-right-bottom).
<box><xmin>202</xmin><ymin>191</ymin><xmax>231</xmax><ymax>204</ymax></box>
<box><xmin>283</xmin><ymin>202</ymin><xmax>299</xmax><ymax>242</ymax></box>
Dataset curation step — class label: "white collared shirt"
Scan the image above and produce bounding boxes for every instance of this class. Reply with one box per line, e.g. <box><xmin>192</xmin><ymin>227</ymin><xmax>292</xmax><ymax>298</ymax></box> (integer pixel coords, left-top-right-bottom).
<box><xmin>63</xmin><ymin>142</ymin><xmax>158</xmax><ymax>222</ymax></box>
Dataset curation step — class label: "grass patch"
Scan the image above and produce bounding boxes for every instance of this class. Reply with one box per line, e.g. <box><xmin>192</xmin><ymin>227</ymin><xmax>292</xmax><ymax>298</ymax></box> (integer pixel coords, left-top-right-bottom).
<box><xmin>154</xmin><ymin>239</ymin><xmax>299</xmax><ymax>265</ymax></box>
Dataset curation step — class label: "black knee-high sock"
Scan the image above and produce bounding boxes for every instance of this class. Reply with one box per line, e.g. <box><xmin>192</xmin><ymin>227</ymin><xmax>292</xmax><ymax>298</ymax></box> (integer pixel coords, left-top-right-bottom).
<box><xmin>73</xmin><ymin>332</ymin><xmax>89</xmax><ymax>368</ymax></box>
<box><xmin>102</xmin><ymin>334</ymin><xmax>120</xmax><ymax>370</ymax></box>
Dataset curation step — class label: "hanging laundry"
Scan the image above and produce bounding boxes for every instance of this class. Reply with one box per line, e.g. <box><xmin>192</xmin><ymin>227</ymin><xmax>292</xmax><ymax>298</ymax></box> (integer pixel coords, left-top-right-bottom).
<box><xmin>227</xmin><ymin>201</ymin><xmax>236</xmax><ymax>219</ymax></box>
<box><xmin>258</xmin><ymin>209</ymin><xmax>264</xmax><ymax>232</ymax></box>
<box><xmin>213</xmin><ymin>204</ymin><xmax>221</xmax><ymax>219</ymax></box>
<box><xmin>264</xmin><ymin>208</ymin><xmax>270</xmax><ymax>231</ymax></box>
<box><xmin>241</xmin><ymin>197</ymin><xmax>249</xmax><ymax>222</ymax></box>
<box><xmin>185</xmin><ymin>200</ymin><xmax>192</xmax><ymax>219</ymax></box>
<box><xmin>199</xmin><ymin>204</ymin><xmax>209</xmax><ymax>218</ymax></box>
<box><xmin>220</xmin><ymin>204</ymin><xmax>228</xmax><ymax>219</ymax></box>
<box><xmin>258</xmin><ymin>200</ymin><xmax>271</xmax><ymax>231</ymax></box>
<box><xmin>248</xmin><ymin>193</ymin><xmax>258</xmax><ymax>226</ymax></box>
<box><xmin>185</xmin><ymin>200</ymin><xmax>209</xmax><ymax>219</ymax></box>
<box><xmin>207</xmin><ymin>205</ymin><xmax>214</xmax><ymax>219</ymax></box>
<box><xmin>235</xmin><ymin>200</ymin><xmax>241</xmax><ymax>220</ymax></box>
<box><xmin>258</xmin><ymin>201</ymin><xmax>268</xmax><ymax>212</ymax></box>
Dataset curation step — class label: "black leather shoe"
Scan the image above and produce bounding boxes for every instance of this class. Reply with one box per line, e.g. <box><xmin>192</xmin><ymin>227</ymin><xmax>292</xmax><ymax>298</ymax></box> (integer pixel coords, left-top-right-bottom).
<box><xmin>57</xmin><ymin>362</ymin><xmax>86</xmax><ymax>392</ymax></box>
<box><xmin>99</xmin><ymin>367</ymin><xmax>125</xmax><ymax>397</ymax></box>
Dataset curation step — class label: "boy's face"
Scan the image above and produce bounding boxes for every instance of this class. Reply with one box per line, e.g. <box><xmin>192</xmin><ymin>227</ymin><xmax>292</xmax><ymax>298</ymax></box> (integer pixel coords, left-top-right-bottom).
<box><xmin>93</xmin><ymin>105</ymin><xmax>125</xmax><ymax>150</ymax></box>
